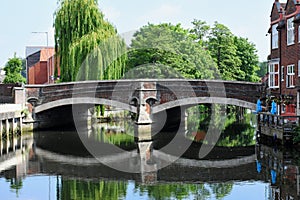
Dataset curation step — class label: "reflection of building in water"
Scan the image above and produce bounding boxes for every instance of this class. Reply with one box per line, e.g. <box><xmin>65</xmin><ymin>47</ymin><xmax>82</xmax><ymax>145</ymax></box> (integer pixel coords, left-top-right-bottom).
<box><xmin>0</xmin><ymin>134</ymin><xmax>33</xmax><ymax>189</ymax></box>
<box><xmin>256</xmin><ymin>144</ymin><xmax>300</xmax><ymax>200</ymax></box>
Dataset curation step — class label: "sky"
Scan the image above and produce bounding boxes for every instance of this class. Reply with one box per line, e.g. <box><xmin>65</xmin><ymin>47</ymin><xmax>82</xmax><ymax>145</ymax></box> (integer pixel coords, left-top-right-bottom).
<box><xmin>0</xmin><ymin>0</ymin><xmax>280</xmax><ymax>67</ymax></box>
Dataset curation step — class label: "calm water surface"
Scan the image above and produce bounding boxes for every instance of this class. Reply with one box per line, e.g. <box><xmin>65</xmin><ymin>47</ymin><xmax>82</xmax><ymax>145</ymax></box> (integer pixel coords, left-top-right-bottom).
<box><xmin>0</xmin><ymin>110</ymin><xmax>299</xmax><ymax>200</ymax></box>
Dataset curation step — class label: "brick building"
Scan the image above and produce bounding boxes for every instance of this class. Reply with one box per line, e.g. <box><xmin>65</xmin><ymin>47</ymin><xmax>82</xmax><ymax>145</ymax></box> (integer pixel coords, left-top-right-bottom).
<box><xmin>267</xmin><ymin>0</ymin><xmax>300</xmax><ymax>115</ymax></box>
<box><xmin>26</xmin><ymin>47</ymin><xmax>60</xmax><ymax>84</ymax></box>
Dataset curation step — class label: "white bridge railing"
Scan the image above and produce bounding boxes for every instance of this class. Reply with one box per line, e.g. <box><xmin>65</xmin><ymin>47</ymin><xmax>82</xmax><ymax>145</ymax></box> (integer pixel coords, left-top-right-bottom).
<box><xmin>0</xmin><ymin>104</ymin><xmax>22</xmax><ymax>113</ymax></box>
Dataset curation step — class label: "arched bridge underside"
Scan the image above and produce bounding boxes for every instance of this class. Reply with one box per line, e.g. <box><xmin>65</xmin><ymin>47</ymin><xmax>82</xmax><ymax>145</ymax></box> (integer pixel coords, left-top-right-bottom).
<box><xmin>34</xmin><ymin>97</ymin><xmax>138</xmax><ymax>114</ymax></box>
<box><xmin>34</xmin><ymin>97</ymin><xmax>255</xmax><ymax>114</ymax></box>
<box><xmin>25</xmin><ymin>79</ymin><xmax>261</xmax><ymax>126</ymax></box>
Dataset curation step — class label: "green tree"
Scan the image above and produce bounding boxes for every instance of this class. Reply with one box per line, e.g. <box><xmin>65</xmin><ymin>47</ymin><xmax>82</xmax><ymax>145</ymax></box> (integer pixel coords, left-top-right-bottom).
<box><xmin>127</xmin><ymin>23</ymin><xmax>219</xmax><ymax>79</ymax></box>
<box><xmin>3</xmin><ymin>54</ymin><xmax>26</xmax><ymax>84</ymax></box>
<box><xmin>210</xmin><ymin>183</ymin><xmax>233</xmax><ymax>200</ymax></box>
<box><xmin>256</xmin><ymin>61</ymin><xmax>268</xmax><ymax>78</ymax></box>
<box><xmin>189</xmin><ymin>19</ymin><xmax>210</xmax><ymax>45</ymax></box>
<box><xmin>61</xmin><ymin>179</ymin><xmax>127</xmax><ymax>200</ymax></box>
<box><xmin>207</xmin><ymin>22</ymin><xmax>242</xmax><ymax>80</ymax></box>
<box><xmin>234</xmin><ymin>36</ymin><xmax>260</xmax><ymax>82</ymax></box>
<box><xmin>137</xmin><ymin>183</ymin><xmax>211</xmax><ymax>200</ymax></box>
<box><xmin>54</xmin><ymin>0</ymin><xmax>126</xmax><ymax>82</ymax></box>
<box><xmin>9</xmin><ymin>178</ymin><xmax>23</xmax><ymax>198</ymax></box>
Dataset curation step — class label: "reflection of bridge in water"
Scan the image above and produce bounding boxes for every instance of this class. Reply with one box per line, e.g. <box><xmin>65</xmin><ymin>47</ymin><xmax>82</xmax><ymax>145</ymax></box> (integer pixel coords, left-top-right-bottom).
<box><xmin>1</xmin><ymin>135</ymin><xmax>300</xmax><ymax>200</ymax></box>
<box><xmin>0</xmin><ymin>130</ymin><xmax>259</xmax><ymax>184</ymax></box>
<box><xmin>3</xmin><ymin>146</ymin><xmax>258</xmax><ymax>184</ymax></box>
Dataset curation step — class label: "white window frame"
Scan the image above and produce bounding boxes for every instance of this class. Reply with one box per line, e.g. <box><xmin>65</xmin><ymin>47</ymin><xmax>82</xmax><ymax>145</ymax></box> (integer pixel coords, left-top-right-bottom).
<box><xmin>299</xmin><ymin>25</ymin><xmax>300</xmax><ymax>43</ymax></box>
<box><xmin>282</xmin><ymin>104</ymin><xmax>286</xmax><ymax>114</ymax></box>
<box><xmin>286</xmin><ymin>64</ymin><xmax>295</xmax><ymax>88</ymax></box>
<box><xmin>268</xmin><ymin>62</ymin><xmax>279</xmax><ymax>88</ymax></box>
<box><xmin>287</xmin><ymin>17</ymin><xmax>295</xmax><ymax>45</ymax></box>
<box><xmin>281</xmin><ymin>66</ymin><xmax>284</xmax><ymax>81</ymax></box>
<box><xmin>272</xmin><ymin>24</ymin><xmax>279</xmax><ymax>49</ymax></box>
<box><xmin>298</xmin><ymin>60</ymin><xmax>300</xmax><ymax>77</ymax></box>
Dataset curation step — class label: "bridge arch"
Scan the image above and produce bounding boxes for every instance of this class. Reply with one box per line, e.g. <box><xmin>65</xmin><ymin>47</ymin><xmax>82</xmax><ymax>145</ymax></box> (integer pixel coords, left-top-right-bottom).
<box><xmin>152</xmin><ymin>97</ymin><xmax>256</xmax><ymax>114</ymax></box>
<box><xmin>34</xmin><ymin>97</ymin><xmax>137</xmax><ymax>114</ymax></box>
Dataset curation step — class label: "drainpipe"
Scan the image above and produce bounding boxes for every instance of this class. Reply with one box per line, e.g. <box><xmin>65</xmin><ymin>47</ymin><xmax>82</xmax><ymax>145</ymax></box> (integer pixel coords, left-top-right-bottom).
<box><xmin>296</xmin><ymin>1</ymin><xmax>300</xmax><ymax>116</ymax></box>
<box><xmin>277</xmin><ymin>7</ymin><xmax>285</xmax><ymax>115</ymax></box>
<box><xmin>276</xmin><ymin>24</ymin><xmax>282</xmax><ymax>116</ymax></box>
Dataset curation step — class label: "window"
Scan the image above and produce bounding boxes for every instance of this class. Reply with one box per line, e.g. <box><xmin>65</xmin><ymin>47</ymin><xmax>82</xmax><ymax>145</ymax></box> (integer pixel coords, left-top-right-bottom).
<box><xmin>272</xmin><ymin>24</ymin><xmax>278</xmax><ymax>49</ymax></box>
<box><xmin>298</xmin><ymin>60</ymin><xmax>300</xmax><ymax>76</ymax></box>
<box><xmin>268</xmin><ymin>62</ymin><xmax>279</xmax><ymax>88</ymax></box>
<box><xmin>281</xmin><ymin>66</ymin><xmax>284</xmax><ymax>81</ymax></box>
<box><xmin>299</xmin><ymin>25</ymin><xmax>300</xmax><ymax>43</ymax></box>
<box><xmin>282</xmin><ymin>104</ymin><xmax>286</xmax><ymax>114</ymax></box>
<box><xmin>286</xmin><ymin>64</ymin><xmax>295</xmax><ymax>88</ymax></box>
<box><xmin>287</xmin><ymin>17</ymin><xmax>295</xmax><ymax>45</ymax></box>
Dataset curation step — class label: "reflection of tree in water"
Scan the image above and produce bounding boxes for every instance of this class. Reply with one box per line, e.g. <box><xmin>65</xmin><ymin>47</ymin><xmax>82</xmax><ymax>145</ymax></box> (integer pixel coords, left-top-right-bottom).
<box><xmin>60</xmin><ymin>179</ymin><xmax>127</xmax><ymax>200</ymax></box>
<box><xmin>217</xmin><ymin>112</ymin><xmax>256</xmax><ymax>147</ymax></box>
<box><xmin>187</xmin><ymin>105</ymin><xmax>255</xmax><ymax>147</ymax></box>
<box><xmin>210</xmin><ymin>183</ymin><xmax>233</xmax><ymax>200</ymax></box>
<box><xmin>8</xmin><ymin>178</ymin><xmax>23</xmax><ymax>198</ymax></box>
<box><xmin>135</xmin><ymin>182</ymin><xmax>233</xmax><ymax>200</ymax></box>
<box><xmin>91</xmin><ymin>120</ymin><xmax>135</xmax><ymax>148</ymax></box>
<box><xmin>136</xmin><ymin>183</ymin><xmax>206</xmax><ymax>200</ymax></box>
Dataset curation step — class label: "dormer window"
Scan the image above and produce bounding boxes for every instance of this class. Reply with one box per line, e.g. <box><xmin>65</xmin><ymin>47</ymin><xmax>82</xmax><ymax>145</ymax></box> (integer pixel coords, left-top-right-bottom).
<box><xmin>287</xmin><ymin>17</ymin><xmax>295</xmax><ymax>45</ymax></box>
<box><xmin>272</xmin><ymin>24</ymin><xmax>278</xmax><ymax>49</ymax></box>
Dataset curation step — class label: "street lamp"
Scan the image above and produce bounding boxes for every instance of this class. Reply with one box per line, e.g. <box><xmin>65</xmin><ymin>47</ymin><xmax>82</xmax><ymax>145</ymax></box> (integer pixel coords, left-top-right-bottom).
<box><xmin>32</xmin><ymin>31</ymin><xmax>48</xmax><ymax>46</ymax></box>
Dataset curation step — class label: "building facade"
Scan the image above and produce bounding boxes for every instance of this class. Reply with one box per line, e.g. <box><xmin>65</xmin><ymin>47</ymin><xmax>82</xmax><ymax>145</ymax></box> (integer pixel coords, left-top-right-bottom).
<box><xmin>26</xmin><ymin>47</ymin><xmax>60</xmax><ymax>84</ymax></box>
<box><xmin>268</xmin><ymin>0</ymin><xmax>300</xmax><ymax>115</ymax></box>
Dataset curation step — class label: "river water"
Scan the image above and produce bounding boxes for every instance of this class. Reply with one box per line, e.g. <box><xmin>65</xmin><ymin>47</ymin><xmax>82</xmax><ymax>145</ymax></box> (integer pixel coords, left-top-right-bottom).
<box><xmin>0</xmin><ymin>109</ymin><xmax>299</xmax><ymax>200</ymax></box>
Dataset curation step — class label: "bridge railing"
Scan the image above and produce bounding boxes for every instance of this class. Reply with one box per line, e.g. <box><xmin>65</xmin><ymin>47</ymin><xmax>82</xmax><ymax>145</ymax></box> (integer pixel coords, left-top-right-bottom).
<box><xmin>257</xmin><ymin>112</ymin><xmax>300</xmax><ymax>130</ymax></box>
<box><xmin>257</xmin><ymin>112</ymin><xmax>300</xmax><ymax>138</ymax></box>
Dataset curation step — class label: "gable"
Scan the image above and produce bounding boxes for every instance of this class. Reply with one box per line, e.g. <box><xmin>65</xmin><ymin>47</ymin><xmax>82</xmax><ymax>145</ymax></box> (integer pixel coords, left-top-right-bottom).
<box><xmin>27</xmin><ymin>51</ymin><xmax>41</xmax><ymax>68</ymax></box>
<box><xmin>285</xmin><ymin>0</ymin><xmax>297</xmax><ymax>15</ymax></box>
<box><xmin>271</xmin><ymin>2</ymin><xmax>282</xmax><ymax>22</ymax></box>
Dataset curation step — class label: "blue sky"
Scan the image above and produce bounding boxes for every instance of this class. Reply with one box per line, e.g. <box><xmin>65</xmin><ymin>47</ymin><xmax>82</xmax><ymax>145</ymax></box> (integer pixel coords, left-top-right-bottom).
<box><xmin>0</xmin><ymin>0</ymin><xmax>278</xmax><ymax>67</ymax></box>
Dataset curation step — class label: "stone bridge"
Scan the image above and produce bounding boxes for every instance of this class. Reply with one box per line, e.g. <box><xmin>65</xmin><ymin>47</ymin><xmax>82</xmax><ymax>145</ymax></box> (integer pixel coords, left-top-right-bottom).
<box><xmin>25</xmin><ymin>79</ymin><xmax>262</xmax><ymax>128</ymax></box>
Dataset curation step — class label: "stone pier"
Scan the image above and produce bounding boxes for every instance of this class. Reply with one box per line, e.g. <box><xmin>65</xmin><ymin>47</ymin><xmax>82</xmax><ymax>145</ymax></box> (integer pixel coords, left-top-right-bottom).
<box><xmin>0</xmin><ymin>104</ymin><xmax>23</xmax><ymax>137</ymax></box>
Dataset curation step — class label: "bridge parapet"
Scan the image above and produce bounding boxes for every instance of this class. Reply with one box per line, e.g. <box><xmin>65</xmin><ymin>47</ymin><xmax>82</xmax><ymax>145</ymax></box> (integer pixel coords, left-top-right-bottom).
<box><xmin>24</xmin><ymin>79</ymin><xmax>262</xmax><ymax>128</ymax></box>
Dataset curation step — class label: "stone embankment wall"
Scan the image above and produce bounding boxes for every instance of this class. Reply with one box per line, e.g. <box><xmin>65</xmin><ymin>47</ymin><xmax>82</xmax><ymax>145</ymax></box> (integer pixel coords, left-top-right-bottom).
<box><xmin>0</xmin><ymin>104</ymin><xmax>23</xmax><ymax>135</ymax></box>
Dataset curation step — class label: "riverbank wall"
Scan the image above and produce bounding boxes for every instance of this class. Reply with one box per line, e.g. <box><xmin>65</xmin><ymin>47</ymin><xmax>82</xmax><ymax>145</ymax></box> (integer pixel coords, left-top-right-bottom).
<box><xmin>0</xmin><ymin>104</ymin><xmax>23</xmax><ymax>136</ymax></box>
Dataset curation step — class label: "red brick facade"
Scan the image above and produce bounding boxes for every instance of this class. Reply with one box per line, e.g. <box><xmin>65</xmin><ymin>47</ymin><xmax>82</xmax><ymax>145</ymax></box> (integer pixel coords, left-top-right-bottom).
<box><xmin>26</xmin><ymin>47</ymin><xmax>60</xmax><ymax>84</ymax></box>
<box><xmin>268</xmin><ymin>0</ymin><xmax>300</xmax><ymax>115</ymax></box>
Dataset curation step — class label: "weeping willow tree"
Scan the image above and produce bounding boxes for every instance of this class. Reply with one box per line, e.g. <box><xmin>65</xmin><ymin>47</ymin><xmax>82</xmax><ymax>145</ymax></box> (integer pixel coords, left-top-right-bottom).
<box><xmin>54</xmin><ymin>0</ymin><xmax>127</xmax><ymax>82</ymax></box>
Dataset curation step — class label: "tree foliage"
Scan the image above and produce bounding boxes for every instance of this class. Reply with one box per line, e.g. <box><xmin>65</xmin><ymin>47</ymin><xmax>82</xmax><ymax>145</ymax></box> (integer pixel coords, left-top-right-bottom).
<box><xmin>3</xmin><ymin>54</ymin><xmax>26</xmax><ymax>84</ymax></box>
<box><xmin>54</xmin><ymin>0</ymin><xmax>126</xmax><ymax>82</ymax></box>
<box><xmin>126</xmin><ymin>23</ymin><xmax>219</xmax><ymax>79</ymax></box>
<box><xmin>61</xmin><ymin>179</ymin><xmax>127</xmax><ymax>200</ymax></box>
<box><xmin>191</xmin><ymin>21</ymin><xmax>261</xmax><ymax>82</ymax></box>
<box><xmin>189</xmin><ymin>19</ymin><xmax>210</xmax><ymax>45</ymax></box>
<box><xmin>207</xmin><ymin>22</ymin><xmax>242</xmax><ymax>80</ymax></box>
<box><xmin>256</xmin><ymin>61</ymin><xmax>268</xmax><ymax>78</ymax></box>
<box><xmin>234</xmin><ymin>36</ymin><xmax>260</xmax><ymax>82</ymax></box>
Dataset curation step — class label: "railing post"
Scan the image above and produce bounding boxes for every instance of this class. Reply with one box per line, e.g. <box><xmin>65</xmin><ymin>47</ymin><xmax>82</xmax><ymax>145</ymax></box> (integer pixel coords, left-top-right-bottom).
<box><xmin>0</xmin><ymin>120</ymin><xmax>3</xmax><ymax>137</ymax></box>
<box><xmin>5</xmin><ymin>119</ymin><xmax>9</xmax><ymax>136</ymax></box>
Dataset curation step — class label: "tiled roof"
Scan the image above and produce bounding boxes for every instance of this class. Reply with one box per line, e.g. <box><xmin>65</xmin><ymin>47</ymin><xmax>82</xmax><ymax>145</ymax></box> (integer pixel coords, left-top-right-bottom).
<box><xmin>40</xmin><ymin>48</ymin><xmax>55</xmax><ymax>62</ymax></box>
<box><xmin>275</xmin><ymin>2</ymin><xmax>286</xmax><ymax>12</ymax></box>
<box><xmin>26</xmin><ymin>47</ymin><xmax>55</xmax><ymax>68</ymax></box>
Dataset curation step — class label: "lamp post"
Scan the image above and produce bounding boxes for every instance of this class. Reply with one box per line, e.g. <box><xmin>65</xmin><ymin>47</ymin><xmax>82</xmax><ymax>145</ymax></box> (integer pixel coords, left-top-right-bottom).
<box><xmin>32</xmin><ymin>31</ymin><xmax>48</xmax><ymax>46</ymax></box>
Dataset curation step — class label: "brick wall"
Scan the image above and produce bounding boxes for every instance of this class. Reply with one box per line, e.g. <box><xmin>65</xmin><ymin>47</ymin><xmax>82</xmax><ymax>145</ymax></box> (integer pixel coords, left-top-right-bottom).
<box><xmin>0</xmin><ymin>83</ymin><xmax>21</xmax><ymax>103</ymax></box>
<box><xmin>268</xmin><ymin>0</ymin><xmax>300</xmax><ymax>111</ymax></box>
